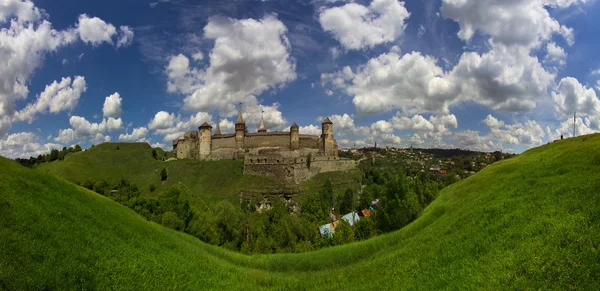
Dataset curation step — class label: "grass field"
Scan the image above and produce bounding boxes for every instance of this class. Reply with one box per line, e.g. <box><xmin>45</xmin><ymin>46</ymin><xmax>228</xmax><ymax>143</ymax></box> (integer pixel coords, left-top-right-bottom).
<box><xmin>36</xmin><ymin>142</ymin><xmax>362</xmax><ymax>208</ymax></box>
<box><xmin>2</xmin><ymin>135</ymin><xmax>600</xmax><ymax>289</ymax></box>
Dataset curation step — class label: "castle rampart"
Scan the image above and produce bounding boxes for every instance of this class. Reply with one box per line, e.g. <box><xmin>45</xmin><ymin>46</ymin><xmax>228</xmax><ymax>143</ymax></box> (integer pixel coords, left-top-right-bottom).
<box><xmin>172</xmin><ymin>110</ymin><xmax>354</xmax><ymax>182</ymax></box>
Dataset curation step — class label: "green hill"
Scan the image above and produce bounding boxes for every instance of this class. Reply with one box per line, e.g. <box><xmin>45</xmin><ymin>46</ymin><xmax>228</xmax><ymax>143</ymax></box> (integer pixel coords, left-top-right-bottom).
<box><xmin>2</xmin><ymin>135</ymin><xmax>600</xmax><ymax>289</ymax></box>
<box><xmin>36</xmin><ymin>142</ymin><xmax>362</xmax><ymax>208</ymax></box>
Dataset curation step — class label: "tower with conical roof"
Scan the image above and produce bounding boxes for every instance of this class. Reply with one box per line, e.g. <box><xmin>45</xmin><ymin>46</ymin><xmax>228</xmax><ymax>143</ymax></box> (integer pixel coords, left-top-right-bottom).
<box><xmin>199</xmin><ymin>122</ymin><xmax>212</xmax><ymax>158</ymax></box>
<box><xmin>214</xmin><ymin>120</ymin><xmax>222</xmax><ymax>135</ymax></box>
<box><xmin>235</xmin><ymin>109</ymin><xmax>245</xmax><ymax>148</ymax></box>
<box><xmin>290</xmin><ymin>122</ymin><xmax>299</xmax><ymax>150</ymax></box>
<box><xmin>321</xmin><ymin>117</ymin><xmax>335</xmax><ymax>156</ymax></box>
<box><xmin>258</xmin><ymin>112</ymin><xmax>267</xmax><ymax>133</ymax></box>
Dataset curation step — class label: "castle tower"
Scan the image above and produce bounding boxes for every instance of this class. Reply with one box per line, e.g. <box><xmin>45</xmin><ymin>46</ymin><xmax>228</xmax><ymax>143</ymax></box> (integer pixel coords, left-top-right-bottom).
<box><xmin>290</xmin><ymin>122</ymin><xmax>299</xmax><ymax>150</ymax></box>
<box><xmin>199</xmin><ymin>122</ymin><xmax>212</xmax><ymax>158</ymax></box>
<box><xmin>214</xmin><ymin>121</ymin><xmax>222</xmax><ymax>135</ymax></box>
<box><xmin>321</xmin><ymin>117</ymin><xmax>335</xmax><ymax>156</ymax></box>
<box><xmin>235</xmin><ymin>109</ymin><xmax>245</xmax><ymax>148</ymax></box>
<box><xmin>258</xmin><ymin>113</ymin><xmax>267</xmax><ymax>133</ymax></box>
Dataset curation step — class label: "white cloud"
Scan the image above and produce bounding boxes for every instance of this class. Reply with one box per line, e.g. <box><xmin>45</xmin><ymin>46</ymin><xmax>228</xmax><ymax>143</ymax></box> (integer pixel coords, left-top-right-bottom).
<box><xmin>148</xmin><ymin>111</ymin><xmax>176</xmax><ymax>130</ymax></box>
<box><xmin>489</xmin><ymin>120</ymin><xmax>546</xmax><ymax>146</ymax></box>
<box><xmin>450</xmin><ymin>44</ymin><xmax>554</xmax><ymax>112</ymax></box>
<box><xmin>0</xmin><ymin>116</ymin><xmax>12</xmax><ymax>138</ymax></box>
<box><xmin>65</xmin><ymin>116</ymin><xmax>122</xmax><ymax>140</ymax></box>
<box><xmin>103</xmin><ymin>92</ymin><xmax>122</xmax><ymax>118</ymax></box>
<box><xmin>0</xmin><ymin>0</ymin><xmax>42</xmax><ymax>23</ymax></box>
<box><xmin>483</xmin><ymin>114</ymin><xmax>505</xmax><ymax>129</ymax></box>
<box><xmin>166</xmin><ymin>15</ymin><xmax>296</xmax><ymax>116</ymax></box>
<box><xmin>0</xmin><ymin>131</ymin><xmax>63</xmax><ymax>159</ymax></box>
<box><xmin>116</xmin><ymin>25</ymin><xmax>134</xmax><ymax>48</ymax></box>
<box><xmin>14</xmin><ymin>76</ymin><xmax>87</xmax><ymax>123</ymax></box>
<box><xmin>547</xmin><ymin>117</ymin><xmax>598</xmax><ymax>140</ymax></box>
<box><xmin>76</xmin><ymin>14</ymin><xmax>117</xmax><ymax>46</ymax></box>
<box><xmin>318</xmin><ymin>0</ymin><xmax>410</xmax><ymax>50</ymax></box>
<box><xmin>192</xmin><ymin>51</ymin><xmax>203</xmax><ymax>61</ymax></box>
<box><xmin>0</xmin><ymin>4</ymin><xmax>77</xmax><ymax>124</ymax></box>
<box><xmin>323</xmin><ymin>52</ymin><xmax>455</xmax><ymax>114</ymax></box>
<box><xmin>119</xmin><ymin>127</ymin><xmax>149</xmax><ymax>141</ymax></box>
<box><xmin>552</xmin><ymin>77</ymin><xmax>600</xmax><ymax>117</ymax></box>
<box><xmin>391</xmin><ymin>113</ymin><xmax>458</xmax><ymax>134</ymax></box>
<box><xmin>544</xmin><ymin>42</ymin><xmax>567</xmax><ymax>68</ymax></box>
<box><xmin>440</xmin><ymin>0</ymin><xmax>578</xmax><ymax>48</ymax></box>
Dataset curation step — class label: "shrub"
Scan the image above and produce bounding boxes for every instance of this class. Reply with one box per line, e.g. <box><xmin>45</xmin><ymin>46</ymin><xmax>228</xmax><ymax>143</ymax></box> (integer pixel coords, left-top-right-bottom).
<box><xmin>93</xmin><ymin>180</ymin><xmax>109</xmax><ymax>195</ymax></box>
<box><xmin>152</xmin><ymin>149</ymin><xmax>157</xmax><ymax>160</ymax></box>
<box><xmin>82</xmin><ymin>180</ymin><xmax>94</xmax><ymax>190</ymax></box>
<box><xmin>161</xmin><ymin>211</ymin><xmax>185</xmax><ymax>231</ymax></box>
<box><xmin>116</xmin><ymin>146</ymin><xmax>120</xmax><ymax>150</ymax></box>
<box><xmin>160</xmin><ymin>168</ymin><xmax>167</xmax><ymax>181</ymax></box>
<box><xmin>149</xmin><ymin>184</ymin><xmax>156</xmax><ymax>192</ymax></box>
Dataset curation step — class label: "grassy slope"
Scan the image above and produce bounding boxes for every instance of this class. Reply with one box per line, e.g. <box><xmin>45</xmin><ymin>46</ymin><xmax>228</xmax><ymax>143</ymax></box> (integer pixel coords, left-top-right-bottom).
<box><xmin>36</xmin><ymin>142</ymin><xmax>362</xmax><ymax>207</ymax></box>
<box><xmin>2</xmin><ymin>135</ymin><xmax>600</xmax><ymax>289</ymax></box>
<box><xmin>36</xmin><ymin>142</ymin><xmax>280</xmax><ymax>206</ymax></box>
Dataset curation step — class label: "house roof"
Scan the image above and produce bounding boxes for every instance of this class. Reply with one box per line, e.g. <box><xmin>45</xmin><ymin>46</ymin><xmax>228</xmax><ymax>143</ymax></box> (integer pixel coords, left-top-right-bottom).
<box><xmin>199</xmin><ymin>122</ymin><xmax>212</xmax><ymax>129</ymax></box>
<box><xmin>258</xmin><ymin>113</ymin><xmax>266</xmax><ymax>131</ymax></box>
<box><xmin>322</xmin><ymin>117</ymin><xmax>333</xmax><ymax>124</ymax></box>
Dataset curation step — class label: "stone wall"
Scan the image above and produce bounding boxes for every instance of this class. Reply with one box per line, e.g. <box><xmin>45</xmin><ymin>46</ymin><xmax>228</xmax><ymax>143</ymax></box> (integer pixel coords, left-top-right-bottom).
<box><xmin>243</xmin><ymin>153</ymin><xmax>356</xmax><ymax>183</ymax></box>
<box><xmin>244</xmin><ymin>133</ymin><xmax>290</xmax><ymax>148</ymax></box>
<box><xmin>212</xmin><ymin>135</ymin><xmax>236</xmax><ymax>150</ymax></box>
<box><xmin>299</xmin><ymin>135</ymin><xmax>320</xmax><ymax>149</ymax></box>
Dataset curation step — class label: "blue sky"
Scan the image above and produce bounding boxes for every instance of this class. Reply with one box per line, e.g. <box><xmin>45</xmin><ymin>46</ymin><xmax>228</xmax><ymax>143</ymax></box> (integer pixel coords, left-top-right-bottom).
<box><xmin>1</xmin><ymin>0</ymin><xmax>600</xmax><ymax>158</ymax></box>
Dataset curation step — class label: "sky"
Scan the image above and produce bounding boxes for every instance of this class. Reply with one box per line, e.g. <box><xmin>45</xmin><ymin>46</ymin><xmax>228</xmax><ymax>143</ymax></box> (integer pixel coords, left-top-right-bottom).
<box><xmin>1</xmin><ymin>0</ymin><xmax>600</xmax><ymax>158</ymax></box>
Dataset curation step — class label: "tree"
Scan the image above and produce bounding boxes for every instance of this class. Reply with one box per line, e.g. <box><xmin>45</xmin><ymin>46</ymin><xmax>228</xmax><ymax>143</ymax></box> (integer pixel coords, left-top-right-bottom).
<box><xmin>160</xmin><ymin>168</ymin><xmax>168</xmax><ymax>181</ymax></box>
<box><xmin>214</xmin><ymin>201</ymin><xmax>244</xmax><ymax>249</ymax></box>
<box><xmin>306</xmin><ymin>153</ymin><xmax>312</xmax><ymax>169</ymax></box>
<box><xmin>333</xmin><ymin>219</ymin><xmax>354</xmax><ymax>245</ymax></box>
<box><xmin>186</xmin><ymin>208</ymin><xmax>218</xmax><ymax>245</ymax></box>
<box><xmin>152</xmin><ymin>149</ymin><xmax>157</xmax><ymax>159</ymax></box>
<box><xmin>354</xmin><ymin>216</ymin><xmax>376</xmax><ymax>241</ymax></box>
<box><xmin>301</xmin><ymin>192</ymin><xmax>327</xmax><ymax>223</ymax></box>
<box><xmin>319</xmin><ymin>179</ymin><xmax>334</xmax><ymax>209</ymax></box>
<box><xmin>93</xmin><ymin>180</ymin><xmax>109</xmax><ymax>195</ymax></box>
<box><xmin>161</xmin><ymin>211</ymin><xmax>185</xmax><ymax>231</ymax></box>
<box><xmin>338</xmin><ymin>188</ymin><xmax>356</xmax><ymax>214</ymax></box>
<box><xmin>74</xmin><ymin>144</ymin><xmax>82</xmax><ymax>152</ymax></box>
<box><xmin>116</xmin><ymin>146</ymin><xmax>120</xmax><ymax>150</ymax></box>
<box><xmin>158</xmin><ymin>187</ymin><xmax>191</xmax><ymax>225</ymax></box>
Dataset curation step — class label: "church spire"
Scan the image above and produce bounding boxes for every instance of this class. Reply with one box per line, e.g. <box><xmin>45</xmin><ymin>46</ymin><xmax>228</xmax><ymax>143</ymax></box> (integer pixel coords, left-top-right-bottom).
<box><xmin>258</xmin><ymin>111</ymin><xmax>266</xmax><ymax>133</ymax></box>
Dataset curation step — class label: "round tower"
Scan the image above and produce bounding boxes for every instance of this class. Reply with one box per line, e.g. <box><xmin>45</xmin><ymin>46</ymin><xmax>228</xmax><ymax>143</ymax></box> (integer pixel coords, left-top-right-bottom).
<box><xmin>321</xmin><ymin>117</ymin><xmax>334</xmax><ymax>156</ymax></box>
<box><xmin>290</xmin><ymin>122</ymin><xmax>299</xmax><ymax>150</ymax></box>
<box><xmin>199</xmin><ymin>122</ymin><xmax>212</xmax><ymax>159</ymax></box>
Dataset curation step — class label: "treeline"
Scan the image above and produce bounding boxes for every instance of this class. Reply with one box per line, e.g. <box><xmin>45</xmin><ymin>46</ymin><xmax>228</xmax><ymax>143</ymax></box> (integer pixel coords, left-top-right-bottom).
<box><xmin>16</xmin><ymin>145</ymin><xmax>82</xmax><ymax>167</ymax></box>
<box><xmin>80</xmin><ymin>167</ymin><xmax>445</xmax><ymax>254</ymax></box>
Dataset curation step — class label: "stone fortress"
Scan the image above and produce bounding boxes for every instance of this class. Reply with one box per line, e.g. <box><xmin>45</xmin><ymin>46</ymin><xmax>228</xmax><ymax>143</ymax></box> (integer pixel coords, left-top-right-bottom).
<box><xmin>173</xmin><ymin>110</ymin><xmax>356</xmax><ymax>183</ymax></box>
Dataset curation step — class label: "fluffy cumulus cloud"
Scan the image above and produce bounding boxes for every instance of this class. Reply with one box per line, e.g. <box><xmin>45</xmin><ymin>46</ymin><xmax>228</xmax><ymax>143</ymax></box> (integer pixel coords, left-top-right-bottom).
<box><xmin>323</xmin><ymin>52</ymin><xmax>455</xmax><ymax>114</ymax></box>
<box><xmin>166</xmin><ymin>15</ymin><xmax>296</xmax><ymax>116</ymax></box>
<box><xmin>450</xmin><ymin>45</ymin><xmax>555</xmax><ymax>112</ymax></box>
<box><xmin>148</xmin><ymin>111</ymin><xmax>177</xmax><ymax>130</ymax></box>
<box><xmin>0</xmin><ymin>1</ymin><xmax>78</xmax><ymax>121</ymax></box>
<box><xmin>483</xmin><ymin>114</ymin><xmax>505</xmax><ymax>129</ymax></box>
<box><xmin>0</xmin><ymin>0</ymin><xmax>131</xmax><ymax>143</ymax></box>
<box><xmin>14</xmin><ymin>76</ymin><xmax>87</xmax><ymax>123</ymax></box>
<box><xmin>0</xmin><ymin>131</ymin><xmax>62</xmax><ymax>159</ymax></box>
<box><xmin>552</xmin><ymin>77</ymin><xmax>600</xmax><ymax>117</ymax></box>
<box><xmin>440</xmin><ymin>0</ymin><xmax>578</xmax><ymax>48</ymax></box>
<box><xmin>54</xmin><ymin>116</ymin><xmax>123</xmax><ymax>144</ymax></box>
<box><xmin>103</xmin><ymin>92</ymin><xmax>122</xmax><ymax>118</ymax></box>
<box><xmin>546</xmin><ymin>117</ymin><xmax>599</xmax><ymax>140</ymax></box>
<box><xmin>318</xmin><ymin>0</ymin><xmax>410</xmax><ymax>50</ymax></box>
<box><xmin>119</xmin><ymin>127</ymin><xmax>149</xmax><ymax>141</ymax></box>
<box><xmin>76</xmin><ymin>14</ymin><xmax>117</xmax><ymax>46</ymax></box>
<box><xmin>148</xmin><ymin>111</ymin><xmax>213</xmax><ymax>141</ymax></box>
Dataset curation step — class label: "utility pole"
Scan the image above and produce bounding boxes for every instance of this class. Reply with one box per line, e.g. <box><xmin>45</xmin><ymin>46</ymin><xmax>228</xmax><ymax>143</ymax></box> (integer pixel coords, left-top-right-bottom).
<box><xmin>573</xmin><ymin>111</ymin><xmax>577</xmax><ymax>138</ymax></box>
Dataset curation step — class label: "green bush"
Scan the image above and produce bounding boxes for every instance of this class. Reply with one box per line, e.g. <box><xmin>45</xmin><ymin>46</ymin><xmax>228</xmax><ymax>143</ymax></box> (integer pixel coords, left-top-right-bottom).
<box><xmin>149</xmin><ymin>184</ymin><xmax>156</xmax><ymax>192</ymax></box>
<box><xmin>160</xmin><ymin>168</ymin><xmax>167</xmax><ymax>181</ymax></box>
<box><xmin>161</xmin><ymin>211</ymin><xmax>185</xmax><ymax>231</ymax></box>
